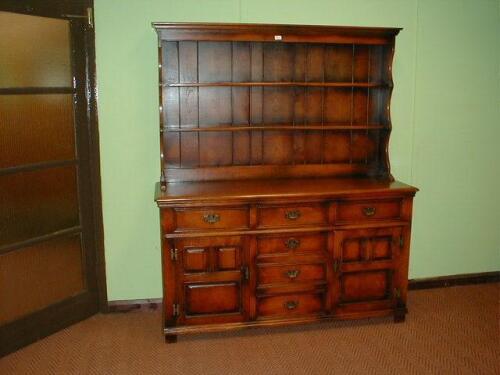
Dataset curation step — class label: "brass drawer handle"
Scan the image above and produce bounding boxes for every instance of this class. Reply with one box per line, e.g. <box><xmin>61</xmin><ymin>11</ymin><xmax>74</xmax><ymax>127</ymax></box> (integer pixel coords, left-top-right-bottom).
<box><xmin>285</xmin><ymin>238</ymin><xmax>300</xmax><ymax>249</ymax></box>
<box><xmin>285</xmin><ymin>209</ymin><xmax>301</xmax><ymax>220</ymax></box>
<box><xmin>284</xmin><ymin>300</ymin><xmax>299</xmax><ymax>310</ymax></box>
<box><xmin>363</xmin><ymin>207</ymin><xmax>376</xmax><ymax>217</ymax></box>
<box><xmin>285</xmin><ymin>269</ymin><xmax>300</xmax><ymax>279</ymax></box>
<box><xmin>203</xmin><ymin>213</ymin><xmax>220</xmax><ymax>224</ymax></box>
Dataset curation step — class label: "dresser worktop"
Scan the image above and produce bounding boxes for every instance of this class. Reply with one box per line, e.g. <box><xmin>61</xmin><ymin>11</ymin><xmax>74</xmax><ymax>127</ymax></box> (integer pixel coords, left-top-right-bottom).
<box><xmin>156</xmin><ymin>178</ymin><xmax>418</xmax><ymax>206</ymax></box>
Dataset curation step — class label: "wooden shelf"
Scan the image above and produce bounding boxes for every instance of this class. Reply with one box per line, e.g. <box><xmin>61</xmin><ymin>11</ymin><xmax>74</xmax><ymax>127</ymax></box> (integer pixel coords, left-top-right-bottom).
<box><xmin>161</xmin><ymin>124</ymin><xmax>387</xmax><ymax>132</ymax></box>
<box><xmin>162</xmin><ymin>82</ymin><xmax>390</xmax><ymax>88</ymax></box>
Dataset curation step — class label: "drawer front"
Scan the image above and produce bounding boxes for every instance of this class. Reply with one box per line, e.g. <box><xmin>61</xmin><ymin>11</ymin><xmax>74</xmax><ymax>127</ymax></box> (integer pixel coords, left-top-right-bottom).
<box><xmin>175</xmin><ymin>207</ymin><xmax>248</xmax><ymax>231</ymax></box>
<box><xmin>257</xmin><ymin>292</ymin><xmax>325</xmax><ymax>318</ymax></box>
<box><xmin>257</xmin><ymin>204</ymin><xmax>328</xmax><ymax>228</ymax></box>
<box><xmin>337</xmin><ymin>199</ymin><xmax>401</xmax><ymax>223</ymax></box>
<box><xmin>258</xmin><ymin>263</ymin><xmax>326</xmax><ymax>285</ymax></box>
<box><xmin>257</xmin><ymin>233</ymin><xmax>327</xmax><ymax>255</ymax></box>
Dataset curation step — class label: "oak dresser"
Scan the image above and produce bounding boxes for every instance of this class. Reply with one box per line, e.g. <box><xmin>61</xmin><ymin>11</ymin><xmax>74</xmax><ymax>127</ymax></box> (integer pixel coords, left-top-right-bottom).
<box><xmin>153</xmin><ymin>22</ymin><xmax>418</xmax><ymax>343</ymax></box>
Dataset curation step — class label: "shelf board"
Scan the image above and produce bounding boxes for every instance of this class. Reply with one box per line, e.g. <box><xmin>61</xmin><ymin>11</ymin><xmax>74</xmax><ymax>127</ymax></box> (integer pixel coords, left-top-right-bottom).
<box><xmin>161</xmin><ymin>124</ymin><xmax>387</xmax><ymax>132</ymax></box>
<box><xmin>162</xmin><ymin>82</ymin><xmax>390</xmax><ymax>88</ymax></box>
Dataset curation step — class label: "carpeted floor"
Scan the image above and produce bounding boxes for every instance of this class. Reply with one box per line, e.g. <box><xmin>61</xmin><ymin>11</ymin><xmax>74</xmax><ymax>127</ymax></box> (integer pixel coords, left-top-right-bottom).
<box><xmin>1</xmin><ymin>283</ymin><xmax>499</xmax><ymax>375</ymax></box>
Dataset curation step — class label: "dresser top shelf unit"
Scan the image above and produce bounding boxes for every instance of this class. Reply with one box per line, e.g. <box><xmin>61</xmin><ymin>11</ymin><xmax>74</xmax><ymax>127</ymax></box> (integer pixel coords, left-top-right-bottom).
<box><xmin>155</xmin><ymin>22</ymin><xmax>400</xmax><ymax>185</ymax></box>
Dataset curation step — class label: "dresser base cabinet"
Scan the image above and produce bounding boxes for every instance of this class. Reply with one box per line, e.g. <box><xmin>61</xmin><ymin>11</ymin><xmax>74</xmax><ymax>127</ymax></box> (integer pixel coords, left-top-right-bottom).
<box><xmin>157</xmin><ymin>178</ymin><xmax>417</xmax><ymax>342</ymax></box>
<box><xmin>153</xmin><ymin>23</ymin><xmax>418</xmax><ymax>342</ymax></box>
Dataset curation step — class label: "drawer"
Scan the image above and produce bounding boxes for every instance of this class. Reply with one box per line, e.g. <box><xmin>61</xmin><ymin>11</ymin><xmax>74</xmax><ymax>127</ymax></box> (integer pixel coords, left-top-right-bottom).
<box><xmin>257</xmin><ymin>204</ymin><xmax>328</xmax><ymax>228</ymax></box>
<box><xmin>336</xmin><ymin>199</ymin><xmax>401</xmax><ymax>223</ymax></box>
<box><xmin>257</xmin><ymin>292</ymin><xmax>325</xmax><ymax>318</ymax></box>
<box><xmin>174</xmin><ymin>207</ymin><xmax>249</xmax><ymax>231</ymax></box>
<box><xmin>257</xmin><ymin>233</ymin><xmax>327</xmax><ymax>255</ymax></box>
<box><xmin>257</xmin><ymin>263</ymin><xmax>326</xmax><ymax>285</ymax></box>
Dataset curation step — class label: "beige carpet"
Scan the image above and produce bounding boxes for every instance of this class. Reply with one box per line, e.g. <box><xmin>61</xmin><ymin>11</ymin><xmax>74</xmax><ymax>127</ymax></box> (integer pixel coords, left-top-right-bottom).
<box><xmin>1</xmin><ymin>283</ymin><xmax>499</xmax><ymax>375</ymax></box>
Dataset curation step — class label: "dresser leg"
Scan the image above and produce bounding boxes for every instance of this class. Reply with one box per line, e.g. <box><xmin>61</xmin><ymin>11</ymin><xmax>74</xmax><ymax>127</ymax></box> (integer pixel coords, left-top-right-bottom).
<box><xmin>394</xmin><ymin>310</ymin><xmax>406</xmax><ymax>323</ymax></box>
<box><xmin>165</xmin><ymin>335</ymin><xmax>177</xmax><ymax>343</ymax></box>
<box><xmin>394</xmin><ymin>297</ymin><xmax>407</xmax><ymax>323</ymax></box>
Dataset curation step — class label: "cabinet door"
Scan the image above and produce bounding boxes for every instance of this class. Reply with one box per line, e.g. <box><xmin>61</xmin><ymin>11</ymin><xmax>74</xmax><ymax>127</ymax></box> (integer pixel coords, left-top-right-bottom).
<box><xmin>171</xmin><ymin>236</ymin><xmax>248</xmax><ymax>326</ymax></box>
<box><xmin>333</xmin><ymin>227</ymin><xmax>403</xmax><ymax>315</ymax></box>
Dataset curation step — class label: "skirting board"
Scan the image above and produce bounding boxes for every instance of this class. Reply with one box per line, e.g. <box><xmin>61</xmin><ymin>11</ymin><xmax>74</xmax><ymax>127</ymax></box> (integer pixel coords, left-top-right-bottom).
<box><xmin>408</xmin><ymin>271</ymin><xmax>499</xmax><ymax>290</ymax></box>
<box><xmin>106</xmin><ymin>271</ymin><xmax>499</xmax><ymax>313</ymax></box>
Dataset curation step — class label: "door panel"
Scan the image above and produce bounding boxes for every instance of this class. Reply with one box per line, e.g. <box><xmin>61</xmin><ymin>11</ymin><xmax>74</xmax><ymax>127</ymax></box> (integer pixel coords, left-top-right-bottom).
<box><xmin>215</xmin><ymin>246</ymin><xmax>241</xmax><ymax>271</ymax></box>
<box><xmin>185</xmin><ymin>282</ymin><xmax>241</xmax><ymax>316</ymax></box>
<box><xmin>341</xmin><ymin>234</ymin><xmax>393</xmax><ymax>263</ymax></box>
<box><xmin>340</xmin><ymin>270</ymin><xmax>391</xmax><ymax>302</ymax></box>
<box><xmin>0</xmin><ymin>234</ymin><xmax>85</xmax><ymax>325</ymax></box>
<box><xmin>174</xmin><ymin>237</ymin><xmax>247</xmax><ymax>325</ymax></box>
<box><xmin>0</xmin><ymin>166</ymin><xmax>80</xmax><ymax>246</ymax></box>
<box><xmin>333</xmin><ymin>227</ymin><xmax>402</xmax><ymax>311</ymax></box>
<box><xmin>0</xmin><ymin>3</ymin><xmax>103</xmax><ymax>357</ymax></box>
<box><xmin>183</xmin><ymin>247</ymin><xmax>209</xmax><ymax>273</ymax></box>
<box><xmin>0</xmin><ymin>11</ymin><xmax>71</xmax><ymax>88</ymax></box>
<box><xmin>0</xmin><ymin>94</ymin><xmax>75</xmax><ymax>168</ymax></box>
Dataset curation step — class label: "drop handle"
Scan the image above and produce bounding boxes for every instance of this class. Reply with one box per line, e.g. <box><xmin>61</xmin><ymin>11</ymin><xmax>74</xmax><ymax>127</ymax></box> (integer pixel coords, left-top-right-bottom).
<box><xmin>284</xmin><ymin>300</ymin><xmax>299</xmax><ymax>310</ymax></box>
<box><xmin>285</xmin><ymin>238</ymin><xmax>300</xmax><ymax>249</ymax></box>
<box><xmin>285</xmin><ymin>209</ymin><xmax>301</xmax><ymax>220</ymax></box>
<box><xmin>285</xmin><ymin>269</ymin><xmax>300</xmax><ymax>279</ymax></box>
<box><xmin>203</xmin><ymin>213</ymin><xmax>220</xmax><ymax>224</ymax></box>
<box><xmin>363</xmin><ymin>207</ymin><xmax>376</xmax><ymax>217</ymax></box>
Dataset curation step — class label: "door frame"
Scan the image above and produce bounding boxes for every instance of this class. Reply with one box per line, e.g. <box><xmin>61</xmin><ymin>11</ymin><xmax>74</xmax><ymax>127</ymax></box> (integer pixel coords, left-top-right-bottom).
<box><xmin>0</xmin><ymin>0</ymin><xmax>107</xmax><ymax>356</ymax></box>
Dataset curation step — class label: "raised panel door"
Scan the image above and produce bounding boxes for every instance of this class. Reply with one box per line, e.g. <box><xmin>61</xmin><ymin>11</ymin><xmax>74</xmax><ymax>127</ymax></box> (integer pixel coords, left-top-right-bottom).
<box><xmin>333</xmin><ymin>227</ymin><xmax>403</xmax><ymax>314</ymax></box>
<box><xmin>172</xmin><ymin>236</ymin><xmax>248</xmax><ymax>326</ymax></box>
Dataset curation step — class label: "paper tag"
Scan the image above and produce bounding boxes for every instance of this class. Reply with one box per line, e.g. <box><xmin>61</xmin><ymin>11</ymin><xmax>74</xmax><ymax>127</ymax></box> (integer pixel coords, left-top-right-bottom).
<box><xmin>274</xmin><ymin>35</ymin><xmax>282</xmax><ymax>41</ymax></box>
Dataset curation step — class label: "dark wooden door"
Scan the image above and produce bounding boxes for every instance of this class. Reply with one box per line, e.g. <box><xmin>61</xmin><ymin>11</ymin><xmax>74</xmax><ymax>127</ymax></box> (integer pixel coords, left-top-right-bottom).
<box><xmin>333</xmin><ymin>227</ymin><xmax>403</xmax><ymax>315</ymax></box>
<box><xmin>0</xmin><ymin>1</ymin><xmax>104</xmax><ymax>356</ymax></box>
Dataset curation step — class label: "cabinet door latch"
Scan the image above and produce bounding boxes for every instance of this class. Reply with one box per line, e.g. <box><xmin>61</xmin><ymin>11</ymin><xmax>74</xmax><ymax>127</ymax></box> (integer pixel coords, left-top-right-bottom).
<box><xmin>173</xmin><ymin>303</ymin><xmax>180</xmax><ymax>317</ymax></box>
<box><xmin>170</xmin><ymin>248</ymin><xmax>178</xmax><ymax>261</ymax></box>
<box><xmin>333</xmin><ymin>260</ymin><xmax>340</xmax><ymax>273</ymax></box>
<box><xmin>242</xmin><ymin>266</ymin><xmax>250</xmax><ymax>281</ymax></box>
<box><xmin>399</xmin><ymin>235</ymin><xmax>404</xmax><ymax>248</ymax></box>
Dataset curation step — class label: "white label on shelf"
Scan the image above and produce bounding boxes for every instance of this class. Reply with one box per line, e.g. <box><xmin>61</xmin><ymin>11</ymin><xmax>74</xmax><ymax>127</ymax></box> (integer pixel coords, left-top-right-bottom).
<box><xmin>274</xmin><ymin>35</ymin><xmax>282</xmax><ymax>41</ymax></box>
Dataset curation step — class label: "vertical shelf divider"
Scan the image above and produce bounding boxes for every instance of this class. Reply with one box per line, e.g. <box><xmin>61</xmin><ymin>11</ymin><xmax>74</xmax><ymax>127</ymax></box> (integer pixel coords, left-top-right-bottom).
<box><xmin>196</xmin><ymin>41</ymin><xmax>200</xmax><ymax>167</ymax></box>
<box><xmin>349</xmin><ymin>44</ymin><xmax>355</xmax><ymax>165</ymax></box>
<box><xmin>158</xmin><ymin>38</ymin><xmax>165</xmax><ymax>187</ymax></box>
<box><xmin>321</xmin><ymin>44</ymin><xmax>326</xmax><ymax>165</ymax></box>
<box><xmin>366</xmin><ymin>46</ymin><xmax>371</xmax><ymax>165</ymax></box>
<box><xmin>291</xmin><ymin>43</ymin><xmax>297</xmax><ymax>165</ymax></box>
<box><xmin>248</xmin><ymin>42</ymin><xmax>252</xmax><ymax>165</ymax></box>
<box><xmin>230</xmin><ymin>41</ymin><xmax>234</xmax><ymax>165</ymax></box>
<box><xmin>303</xmin><ymin>44</ymin><xmax>309</xmax><ymax>165</ymax></box>
<box><xmin>260</xmin><ymin>43</ymin><xmax>264</xmax><ymax>165</ymax></box>
<box><xmin>177</xmin><ymin>41</ymin><xmax>182</xmax><ymax>167</ymax></box>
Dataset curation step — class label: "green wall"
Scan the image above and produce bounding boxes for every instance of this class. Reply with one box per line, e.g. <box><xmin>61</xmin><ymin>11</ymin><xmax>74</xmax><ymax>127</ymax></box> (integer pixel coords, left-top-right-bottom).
<box><xmin>94</xmin><ymin>0</ymin><xmax>500</xmax><ymax>300</ymax></box>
